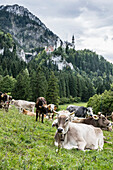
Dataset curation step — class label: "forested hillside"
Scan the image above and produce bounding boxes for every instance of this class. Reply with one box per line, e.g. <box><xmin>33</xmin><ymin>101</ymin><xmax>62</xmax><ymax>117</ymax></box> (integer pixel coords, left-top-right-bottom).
<box><xmin>0</xmin><ymin>30</ymin><xmax>113</xmax><ymax>104</ymax></box>
<box><xmin>0</xmin><ymin>30</ymin><xmax>26</xmax><ymax>77</ymax></box>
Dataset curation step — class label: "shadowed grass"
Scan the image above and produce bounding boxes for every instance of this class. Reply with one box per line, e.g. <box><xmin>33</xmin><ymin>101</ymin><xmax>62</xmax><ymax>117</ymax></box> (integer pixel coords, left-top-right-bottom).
<box><xmin>0</xmin><ymin>105</ymin><xmax>113</xmax><ymax>169</ymax></box>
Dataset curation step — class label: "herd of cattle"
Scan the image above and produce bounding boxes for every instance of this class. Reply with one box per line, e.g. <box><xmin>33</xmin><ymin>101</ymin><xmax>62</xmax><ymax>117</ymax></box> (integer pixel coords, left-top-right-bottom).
<box><xmin>0</xmin><ymin>93</ymin><xmax>113</xmax><ymax>151</ymax></box>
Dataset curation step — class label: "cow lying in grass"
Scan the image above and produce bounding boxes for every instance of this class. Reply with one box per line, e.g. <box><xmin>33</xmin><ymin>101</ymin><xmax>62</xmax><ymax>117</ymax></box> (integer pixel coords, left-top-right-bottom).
<box><xmin>53</xmin><ymin>110</ymin><xmax>104</xmax><ymax>151</ymax></box>
<box><xmin>11</xmin><ymin>99</ymin><xmax>35</xmax><ymax>113</ymax></box>
<box><xmin>66</xmin><ymin>105</ymin><xmax>93</xmax><ymax>118</ymax></box>
<box><xmin>22</xmin><ymin>109</ymin><xmax>36</xmax><ymax>116</ymax></box>
<box><xmin>72</xmin><ymin>113</ymin><xmax>112</xmax><ymax>131</ymax></box>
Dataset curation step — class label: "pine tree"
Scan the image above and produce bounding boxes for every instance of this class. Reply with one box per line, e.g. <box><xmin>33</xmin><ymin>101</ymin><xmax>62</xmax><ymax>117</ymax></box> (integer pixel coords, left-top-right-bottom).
<box><xmin>76</xmin><ymin>75</ymin><xmax>82</xmax><ymax>99</ymax></box>
<box><xmin>46</xmin><ymin>72</ymin><xmax>59</xmax><ymax>106</ymax></box>
<box><xmin>59</xmin><ymin>73</ymin><xmax>66</xmax><ymax>98</ymax></box>
<box><xmin>0</xmin><ymin>75</ymin><xmax>16</xmax><ymax>93</ymax></box>
<box><xmin>29</xmin><ymin>70</ymin><xmax>37</xmax><ymax>101</ymax></box>
<box><xmin>69</xmin><ymin>73</ymin><xmax>77</xmax><ymax>97</ymax></box>
<box><xmin>12</xmin><ymin>69</ymin><xmax>31</xmax><ymax>100</ymax></box>
<box><xmin>35</xmin><ymin>68</ymin><xmax>48</xmax><ymax>99</ymax></box>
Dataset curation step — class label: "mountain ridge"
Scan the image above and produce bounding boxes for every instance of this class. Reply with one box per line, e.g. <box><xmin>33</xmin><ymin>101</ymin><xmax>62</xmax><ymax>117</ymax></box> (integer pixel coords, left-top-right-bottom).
<box><xmin>0</xmin><ymin>4</ymin><xmax>59</xmax><ymax>52</ymax></box>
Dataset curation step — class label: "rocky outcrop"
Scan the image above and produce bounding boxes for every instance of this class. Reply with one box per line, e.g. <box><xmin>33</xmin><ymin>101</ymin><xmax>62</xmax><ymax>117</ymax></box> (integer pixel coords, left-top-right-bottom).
<box><xmin>0</xmin><ymin>4</ymin><xmax>59</xmax><ymax>51</ymax></box>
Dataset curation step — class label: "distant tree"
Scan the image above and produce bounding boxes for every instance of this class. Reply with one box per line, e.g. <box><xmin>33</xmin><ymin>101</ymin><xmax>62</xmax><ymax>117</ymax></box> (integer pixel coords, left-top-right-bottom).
<box><xmin>59</xmin><ymin>73</ymin><xmax>66</xmax><ymax>98</ymax></box>
<box><xmin>76</xmin><ymin>75</ymin><xmax>82</xmax><ymax>99</ymax></box>
<box><xmin>29</xmin><ymin>70</ymin><xmax>37</xmax><ymax>101</ymax></box>
<box><xmin>69</xmin><ymin>73</ymin><xmax>77</xmax><ymax>97</ymax></box>
<box><xmin>46</xmin><ymin>72</ymin><xmax>59</xmax><ymax>106</ymax></box>
<box><xmin>0</xmin><ymin>75</ymin><xmax>16</xmax><ymax>93</ymax></box>
<box><xmin>12</xmin><ymin>69</ymin><xmax>31</xmax><ymax>100</ymax></box>
<box><xmin>35</xmin><ymin>68</ymin><xmax>48</xmax><ymax>99</ymax></box>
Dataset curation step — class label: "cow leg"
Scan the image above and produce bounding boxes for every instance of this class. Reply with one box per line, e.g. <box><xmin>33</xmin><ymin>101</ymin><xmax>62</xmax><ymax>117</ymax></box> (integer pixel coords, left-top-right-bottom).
<box><xmin>39</xmin><ymin>112</ymin><xmax>41</xmax><ymax>122</ymax></box>
<box><xmin>77</xmin><ymin>140</ymin><xmax>86</xmax><ymax>151</ymax></box>
<box><xmin>42</xmin><ymin>113</ymin><xmax>44</xmax><ymax>123</ymax></box>
<box><xmin>18</xmin><ymin>107</ymin><xmax>21</xmax><ymax>113</ymax></box>
<box><xmin>52</xmin><ymin>113</ymin><xmax>54</xmax><ymax>120</ymax></box>
<box><xmin>36</xmin><ymin>110</ymin><xmax>38</xmax><ymax>121</ymax></box>
<box><xmin>32</xmin><ymin>107</ymin><xmax>34</xmax><ymax>113</ymax></box>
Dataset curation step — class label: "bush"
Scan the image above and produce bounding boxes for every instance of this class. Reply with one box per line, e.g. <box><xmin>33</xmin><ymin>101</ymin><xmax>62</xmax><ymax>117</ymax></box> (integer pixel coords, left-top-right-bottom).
<box><xmin>87</xmin><ymin>90</ymin><xmax>113</xmax><ymax>116</ymax></box>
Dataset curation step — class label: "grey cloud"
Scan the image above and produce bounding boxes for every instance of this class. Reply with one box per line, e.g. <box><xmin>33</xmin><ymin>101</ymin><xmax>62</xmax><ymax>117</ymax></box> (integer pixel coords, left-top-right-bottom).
<box><xmin>104</xmin><ymin>36</ymin><xmax>108</xmax><ymax>41</ymax></box>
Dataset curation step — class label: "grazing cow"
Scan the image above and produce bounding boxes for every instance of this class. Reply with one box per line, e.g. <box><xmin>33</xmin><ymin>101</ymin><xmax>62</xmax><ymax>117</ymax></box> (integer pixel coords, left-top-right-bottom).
<box><xmin>54</xmin><ymin>110</ymin><xmax>104</xmax><ymax>151</ymax></box>
<box><xmin>12</xmin><ymin>99</ymin><xmax>35</xmax><ymax>113</ymax></box>
<box><xmin>22</xmin><ymin>109</ymin><xmax>36</xmax><ymax>116</ymax></box>
<box><xmin>35</xmin><ymin>97</ymin><xmax>48</xmax><ymax>123</ymax></box>
<box><xmin>47</xmin><ymin>104</ymin><xmax>57</xmax><ymax>120</ymax></box>
<box><xmin>72</xmin><ymin>113</ymin><xmax>112</xmax><ymax>130</ymax></box>
<box><xmin>66</xmin><ymin>105</ymin><xmax>93</xmax><ymax>118</ymax></box>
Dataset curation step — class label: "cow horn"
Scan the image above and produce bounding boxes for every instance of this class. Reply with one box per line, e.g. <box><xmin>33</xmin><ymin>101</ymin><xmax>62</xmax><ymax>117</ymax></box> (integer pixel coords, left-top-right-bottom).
<box><xmin>70</xmin><ymin>111</ymin><xmax>75</xmax><ymax>116</ymax></box>
<box><xmin>98</xmin><ymin>112</ymin><xmax>101</xmax><ymax>115</ymax></box>
<box><xmin>93</xmin><ymin>115</ymin><xmax>99</xmax><ymax>120</ymax></box>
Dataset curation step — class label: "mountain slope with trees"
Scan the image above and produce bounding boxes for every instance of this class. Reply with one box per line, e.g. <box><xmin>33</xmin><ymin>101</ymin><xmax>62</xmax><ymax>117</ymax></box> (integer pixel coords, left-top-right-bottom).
<box><xmin>0</xmin><ymin>29</ymin><xmax>113</xmax><ymax>104</ymax></box>
<box><xmin>0</xmin><ymin>7</ymin><xmax>113</xmax><ymax>104</ymax></box>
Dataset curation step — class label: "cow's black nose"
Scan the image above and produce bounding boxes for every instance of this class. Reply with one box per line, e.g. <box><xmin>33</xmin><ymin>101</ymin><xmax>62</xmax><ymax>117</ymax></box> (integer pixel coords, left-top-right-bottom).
<box><xmin>58</xmin><ymin>127</ymin><xmax>63</xmax><ymax>133</ymax></box>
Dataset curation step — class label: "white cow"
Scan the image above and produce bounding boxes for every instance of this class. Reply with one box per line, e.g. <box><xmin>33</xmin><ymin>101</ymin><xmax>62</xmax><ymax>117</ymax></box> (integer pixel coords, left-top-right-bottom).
<box><xmin>11</xmin><ymin>99</ymin><xmax>35</xmax><ymax>113</ymax></box>
<box><xmin>53</xmin><ymin>110</ymin><xmax>104</xmax><ymax>151</ymax></box>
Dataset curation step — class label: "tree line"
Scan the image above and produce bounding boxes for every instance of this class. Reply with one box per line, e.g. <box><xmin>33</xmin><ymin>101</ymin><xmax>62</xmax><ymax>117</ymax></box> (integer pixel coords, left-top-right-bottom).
<box><xmin>0</xmin><ymin>30</ymin><xmax>113</xmax><ymax>105</ymax></box>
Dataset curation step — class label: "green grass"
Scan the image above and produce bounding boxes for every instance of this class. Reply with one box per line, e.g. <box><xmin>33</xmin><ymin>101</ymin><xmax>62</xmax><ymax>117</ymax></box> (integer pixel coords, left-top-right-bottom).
<box><xmin>0</xmin><ymin>104</ymin><xmax>113</xmax><ymax>170</ymax></box>
<box><xmin>58</xmin><ymin>102</ymin><xmax>87</xmax><ymax>110</ymax></box>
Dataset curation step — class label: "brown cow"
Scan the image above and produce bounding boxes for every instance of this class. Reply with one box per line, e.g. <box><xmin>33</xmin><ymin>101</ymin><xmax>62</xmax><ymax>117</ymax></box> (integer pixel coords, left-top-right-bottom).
<box><xmin>72</xmin><ymin>113</ymin><xmax>112</xmax><ymax>130</ymax></box>
<box><xmin>35</xmin><ymin>97</ymin><xmax>48</xmax><ymax>123</ymax></box>
<box><xmin>23</xmin><ymin>109</ymin><xmax>36</xmax><ymax>116</ymax></box>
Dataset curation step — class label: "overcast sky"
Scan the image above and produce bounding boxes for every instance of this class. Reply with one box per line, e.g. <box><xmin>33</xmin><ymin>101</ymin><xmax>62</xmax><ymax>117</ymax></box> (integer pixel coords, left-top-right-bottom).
<box><xmin>1</xmin><ymin>0</ymin><xmax>113</xmax><ymax>63</ymax></box>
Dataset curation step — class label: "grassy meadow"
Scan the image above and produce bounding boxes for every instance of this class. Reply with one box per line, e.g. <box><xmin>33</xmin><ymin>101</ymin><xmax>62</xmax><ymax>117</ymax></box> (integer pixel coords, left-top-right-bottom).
<box><xmin>0</xmin><ymin>104</ymin><xmax>113</xmax><ymax>170</ymax></box>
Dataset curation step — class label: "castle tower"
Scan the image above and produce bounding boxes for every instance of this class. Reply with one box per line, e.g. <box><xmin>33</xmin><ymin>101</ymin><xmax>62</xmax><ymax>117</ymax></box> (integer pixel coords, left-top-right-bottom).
<box><xmin>72</xmin><ymin>35</ymin><xmax>75</xmax><ymax>49</ymax></box>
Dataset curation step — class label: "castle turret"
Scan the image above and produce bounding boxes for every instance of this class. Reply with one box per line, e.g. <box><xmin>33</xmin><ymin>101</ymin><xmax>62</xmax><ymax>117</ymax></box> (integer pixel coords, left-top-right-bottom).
<box><xmin>72</xmin><ymin>35</ymin><xmax>75</xmax><ymax>49</ymax></box>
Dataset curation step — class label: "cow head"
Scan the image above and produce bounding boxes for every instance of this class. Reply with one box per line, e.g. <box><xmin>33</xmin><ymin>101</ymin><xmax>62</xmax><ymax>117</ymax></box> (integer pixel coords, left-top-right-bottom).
<box><xmin>93</xmin><ymin>113</ymin><xmax>111</xmax><ymax>128</ymax></box>
<box><xmin>86</xmin><ymin>107</ymin><xmax>93</xmax><ymax>117</ymax></box>
<box><xmin>47</xmin><ymin>104</ymin><xmax>57</xmax><ymax>112</ymax></box>
<box><xmin>55</xmin><ymin>110</ymin><xmax>74</xmax><ymax>135</ymax></box>
<box><xmin>11</xmin><ymin>99</ymin><xmax>15</xmax><ymax>105</ymax></box>
<box><xmin>39</xmin><ymin>104</ymin><xmax>48</xmax><ymax>114</ymax></box>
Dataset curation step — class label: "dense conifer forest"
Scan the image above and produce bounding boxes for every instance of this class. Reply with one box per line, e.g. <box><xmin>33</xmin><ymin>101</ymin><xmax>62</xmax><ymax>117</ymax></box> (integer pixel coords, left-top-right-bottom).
<box><xmin>0</xmin><ymin>30</ymin><xmax>113</xmax><ymax>104</ymax></box>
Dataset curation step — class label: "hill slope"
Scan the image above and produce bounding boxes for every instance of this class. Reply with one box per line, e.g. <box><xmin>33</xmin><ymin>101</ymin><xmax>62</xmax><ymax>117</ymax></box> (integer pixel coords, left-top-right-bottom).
<box><xmin>0</xmin><ymin>106</ymin><xmax>113</xmax><ymax>169</ymax></box>
<box><xmin>0</xmin><ymin>4</ymin><xmax>58</xmax><ymax>51</ymax></box>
